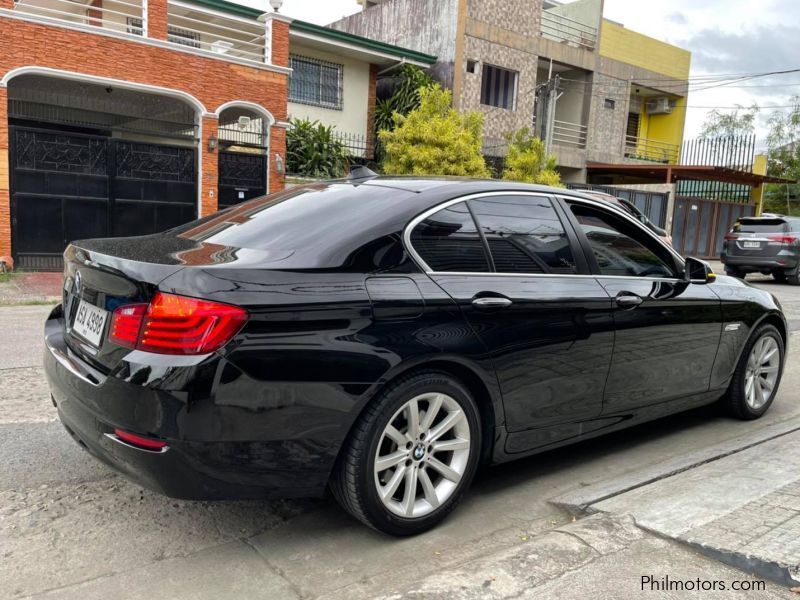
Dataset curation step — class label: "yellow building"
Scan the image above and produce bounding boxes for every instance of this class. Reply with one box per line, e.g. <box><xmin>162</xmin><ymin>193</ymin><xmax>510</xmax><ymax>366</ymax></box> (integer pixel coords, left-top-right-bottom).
<box><xmin>599</xmin><ymin>19</ymin><xmax>692</xmax><ymax>166</ymax></box>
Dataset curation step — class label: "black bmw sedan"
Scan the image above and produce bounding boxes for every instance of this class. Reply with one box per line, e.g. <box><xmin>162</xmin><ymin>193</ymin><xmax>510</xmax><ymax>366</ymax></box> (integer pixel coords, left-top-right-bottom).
<box><xmin>44</xmin><ymin>176</ymin><xmax>787</xmax><ymax>535</ymax></box>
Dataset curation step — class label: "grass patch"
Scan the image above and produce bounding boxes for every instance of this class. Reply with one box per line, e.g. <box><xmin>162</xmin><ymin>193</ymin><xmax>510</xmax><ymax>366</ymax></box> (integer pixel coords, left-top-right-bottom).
<box><xmin>0</xmin><ymin>271</ymin><xmax>19</xmax><ymax>283</ymax></box>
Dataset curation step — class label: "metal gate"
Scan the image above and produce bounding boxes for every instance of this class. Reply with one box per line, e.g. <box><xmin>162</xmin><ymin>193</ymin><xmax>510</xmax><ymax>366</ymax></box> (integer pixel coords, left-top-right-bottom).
<box><xmin>218</xmin><ymin>151</ymin><xmax>267</xmax><ymax>210</ymax></box>
<box><xmin>672</xmin><ymin>197</ymin><xmax>755</xmax><ymax>259</ymax></box>
<box><xmin>10</xmin><ymin>126</ymin><xmax>197</xmax><ymax>270</ymax></box>
<box><xmin>567</xmin><ymin>183</ymin><xmax>669</xmax><ymax>228</ymax></box>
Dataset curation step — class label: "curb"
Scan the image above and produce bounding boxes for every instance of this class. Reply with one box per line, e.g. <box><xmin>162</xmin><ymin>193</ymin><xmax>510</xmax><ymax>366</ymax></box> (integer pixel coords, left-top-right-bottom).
<box><xmin>550</xmin><ymin>417</ymin><xmax>800</xmax><ymax>515</ymax></box>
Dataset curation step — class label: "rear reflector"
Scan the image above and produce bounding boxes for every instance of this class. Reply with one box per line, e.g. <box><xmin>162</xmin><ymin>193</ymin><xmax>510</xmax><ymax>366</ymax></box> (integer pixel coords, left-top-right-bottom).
<box><xmin>109</xmin><ymin>292</ymin><xmax>247</xmax><ymax>355</ymax></box>
<box><xmin>114</xmin><ymin>428</ymin><xmax>168</xmax><ymax>450</ymax></box>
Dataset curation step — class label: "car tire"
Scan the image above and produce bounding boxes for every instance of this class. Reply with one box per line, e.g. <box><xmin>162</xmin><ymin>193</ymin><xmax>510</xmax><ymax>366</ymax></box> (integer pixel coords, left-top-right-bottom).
<box><xmin>330</xmin><ymin>371</ymin><xmax>482</xmax><ymax>536</ymax></box>
<box><xmin>725</xmin><ymin>267</ymin><xmax>745</xmax><ymax>279</ymax></box>
<box><xmin>787</xmin><ymin>265</ymin><xmax>800</xmax><ymax>285</ymax></box>
<box><xmin>723</xmin><ymin>324</ymin><xmax>784</xmax><ymax>420</ymax></box>
<box><xmin>773</xmin><ymin>270</ymin><xmax>787</xmax><ymax>283</ymax></box>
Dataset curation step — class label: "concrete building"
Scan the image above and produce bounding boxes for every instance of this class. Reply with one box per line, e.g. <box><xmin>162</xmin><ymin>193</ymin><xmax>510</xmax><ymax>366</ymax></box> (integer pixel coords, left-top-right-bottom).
<box><xmin>331</xmin><ymin>0</ymin><xmax>691</xmax><ymax>183</ymax></box>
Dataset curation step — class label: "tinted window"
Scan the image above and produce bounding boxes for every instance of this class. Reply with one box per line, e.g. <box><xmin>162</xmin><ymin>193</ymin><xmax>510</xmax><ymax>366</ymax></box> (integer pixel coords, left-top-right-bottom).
<box><xmin>570</xmin><ymin>204</ymin><xmax>677</xmax><ymax>278</ymax></box>
<box><xmin>410</xmin><ymin>202</ymin><xmax>490</xmax><ymax>272</ymax></box>
<box><xmin>733</xmin><ymin>219</ymin><xmax>787</xmax><ymax>234</ymax></box>
<box><xmin>469</xmin><ymin>196</ymin><xmax>577</xmax><ymax>274</ymax></box>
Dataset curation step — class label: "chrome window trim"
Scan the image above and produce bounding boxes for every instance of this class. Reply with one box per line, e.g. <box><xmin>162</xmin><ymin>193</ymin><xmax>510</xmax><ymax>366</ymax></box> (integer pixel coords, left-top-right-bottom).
<box><xmin>403</xmin><ymin>190</ymin><xmax>686</xmax><ymax>277</ymax></box>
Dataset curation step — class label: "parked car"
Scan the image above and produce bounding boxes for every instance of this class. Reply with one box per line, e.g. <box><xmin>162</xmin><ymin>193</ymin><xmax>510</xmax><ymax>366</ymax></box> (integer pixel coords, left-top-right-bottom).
<box><xmin>721</xmin><ymin>216</ymin><xmax>800</xmax><ymax>283</ymax></box>
<box><xmin>579</xmin><ymin>190</ymin><xmax>673</xmax><ymax>245</ymax></box>
<box><xmin>44</xmin><ymin>177</ymin><xmax>787</xmax><ymax>536</ymax></box>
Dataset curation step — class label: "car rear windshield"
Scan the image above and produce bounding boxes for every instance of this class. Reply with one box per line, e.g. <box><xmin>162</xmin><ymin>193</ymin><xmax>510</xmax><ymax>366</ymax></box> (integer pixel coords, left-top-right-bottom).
<box><xmin>170</xmin><ymin>183</ymin><xmax>414</xmax><ymax>261</ymax></box>
<box><xmin>733</xmin><ymin>219</ymin><xmax>787</xmax><ymax>234</ymax></box>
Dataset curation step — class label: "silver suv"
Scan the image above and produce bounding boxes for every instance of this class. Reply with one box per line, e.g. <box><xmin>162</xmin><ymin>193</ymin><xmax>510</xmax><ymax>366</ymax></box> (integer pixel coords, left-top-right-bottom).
<box><xmin>721</xmin><ymin>216</ymin><xmax>800</xmax><ymax>284</ymax></box>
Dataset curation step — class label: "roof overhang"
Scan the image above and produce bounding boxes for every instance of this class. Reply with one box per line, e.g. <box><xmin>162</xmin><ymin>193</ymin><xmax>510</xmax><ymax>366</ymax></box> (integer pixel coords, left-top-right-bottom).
<box><xmin>289</xmin><ymin>21</ymin><xmax>437</xmax><ymax>69</ymax></box>
<box><xmin>586</xmin><ymin>163</ymin><xmax>796</xmax><ymax>187</ymax></box>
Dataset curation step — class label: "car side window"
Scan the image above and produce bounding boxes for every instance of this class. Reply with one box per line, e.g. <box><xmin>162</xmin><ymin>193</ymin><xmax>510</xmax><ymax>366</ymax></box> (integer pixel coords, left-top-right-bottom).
<box><xmin>410</xmin><ymin>201</ymin><xmax>490</xmax><ymax>272</ymax></box>
<box><xmin>570</xmin><ymin>204</ymin><xmax>678</xmax><ymax>278</ymax></box>
<box><xmin>469</xmin><ymin>195</ymin><xmax>577</xmax><ymax>274</ymax></box>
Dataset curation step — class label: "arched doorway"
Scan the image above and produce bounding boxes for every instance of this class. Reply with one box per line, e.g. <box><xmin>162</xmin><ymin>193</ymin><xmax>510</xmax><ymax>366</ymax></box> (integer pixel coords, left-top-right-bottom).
<box><xmin>6</xmin><ymin>72</ymin><xmax>200</xmax><ymax>270</ymax></box>
<box><xmin>216</xmin><ymin>103</ymin><xmax>272</xmax><ymax>210</ymax></box>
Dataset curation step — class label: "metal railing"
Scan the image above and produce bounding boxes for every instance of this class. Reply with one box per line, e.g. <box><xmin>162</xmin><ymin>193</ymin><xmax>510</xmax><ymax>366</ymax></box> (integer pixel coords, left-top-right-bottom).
<box><xmin>552</xmin><ymin>119</ymin><xmax>587</xmax><ymax>149</ymax></box>
<box><xmin>540</xmin><ymin>10</ymin><xmax>598</xmax><ymax>50</ymax></box>
<box><xmin>11</xmin><ymin>0</ymin><xmax>145</xmax><ymax>35</ymax></box>
<box><xmin>624</xmin><ymin>135</ymin><xmax>680</xmax><ymax>164</ymax></box>
<box><xmin>167</xmin><ymin>1</ymin><xmax>267</xmax><ymax>64</ymax></box>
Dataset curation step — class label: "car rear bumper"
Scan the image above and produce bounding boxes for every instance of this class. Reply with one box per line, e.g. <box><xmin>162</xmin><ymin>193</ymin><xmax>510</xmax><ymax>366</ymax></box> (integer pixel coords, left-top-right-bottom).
<box><xmin>721</xmin><ymin>253</ymin><xmax>799</xmax><ymax>271</ymax></box>
<box><xmin>43</xmin><ymin>305</ymin><xmax>336</xmax><ymax>500</ymax></box>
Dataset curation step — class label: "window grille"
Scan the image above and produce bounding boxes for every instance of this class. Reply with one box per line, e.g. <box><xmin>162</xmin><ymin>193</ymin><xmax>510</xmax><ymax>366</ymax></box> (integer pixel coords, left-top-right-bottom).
<box><xmin>289</xmin><ymin>55</ymin><xmax>343</xmax><ymax>110</ymax></box>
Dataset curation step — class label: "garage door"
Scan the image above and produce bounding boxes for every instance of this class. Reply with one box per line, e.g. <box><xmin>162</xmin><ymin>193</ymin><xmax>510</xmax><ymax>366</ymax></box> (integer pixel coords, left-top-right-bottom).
<box><xmin>10</xmin><ymin>126</ymin><xmax>197</xmax><ymax>270</ymax></box>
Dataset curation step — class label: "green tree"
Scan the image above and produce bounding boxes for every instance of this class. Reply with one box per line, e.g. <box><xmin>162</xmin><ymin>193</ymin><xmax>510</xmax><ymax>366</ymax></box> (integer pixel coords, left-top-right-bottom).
<box><xmin>286</xmin><ymin>118</ymin><xmax>350</xmax><ymax>178</ymax></box>
<box><xmin>379</xmin><ymin>85</ymin><xmax>490</xmax><ymax>177</ymax></box>
<box><xmin>699</xmin><ymin>104</ymin><xmax>759</xmax><ymax>139</ymax></box>
<box><xmin>502</xmin><ymin>128</ymin><xmax>562</xmax><ymax>186</ymax></box>
<box><xmin>374</xmin><ymin>64</ymin><xmax>433</xmax><ymax>135</ymax></box>
<box><xmin>764</xmin><ymin>96</ymin><xmax>800</xmax><ymax>214</ymax></box>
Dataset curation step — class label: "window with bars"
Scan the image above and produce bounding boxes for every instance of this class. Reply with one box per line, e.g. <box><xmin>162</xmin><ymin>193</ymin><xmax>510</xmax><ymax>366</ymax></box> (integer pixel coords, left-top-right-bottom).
<box><xmin>126</xmin><ymin>19</ymin><xmax>201</xmax><ymax>49</ymax></box>
<box><xmin>480</xmin><ymin>64</ymin><xmax>517</xmax><ymax>110</ymax></box>
<box><xmin>289</xmin><ymin>55</ymin><xmax>343</xmax><ymax>110</ymax></box>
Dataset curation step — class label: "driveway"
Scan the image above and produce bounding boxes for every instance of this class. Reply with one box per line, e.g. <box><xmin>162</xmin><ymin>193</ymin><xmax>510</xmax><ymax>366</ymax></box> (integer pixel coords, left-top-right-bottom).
<box><xmin>2</xmin><ymin>276</ymin><xmax>799</xmax><ymax>599</ymax></box>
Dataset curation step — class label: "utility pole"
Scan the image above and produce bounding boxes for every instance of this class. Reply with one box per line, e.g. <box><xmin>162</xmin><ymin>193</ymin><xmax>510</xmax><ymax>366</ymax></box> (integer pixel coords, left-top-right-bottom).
<box><xmin>538</xmin><ymin>75</ymin><xmax>562</xmax><ymax>153</ymax></box>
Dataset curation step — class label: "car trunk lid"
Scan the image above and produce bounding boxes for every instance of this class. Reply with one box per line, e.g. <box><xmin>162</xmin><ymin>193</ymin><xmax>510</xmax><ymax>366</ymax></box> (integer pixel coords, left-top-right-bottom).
<box><xmin>61</xmin><ymin>240</ymin><xmax>187</xmax><ymax>372</ymax></box>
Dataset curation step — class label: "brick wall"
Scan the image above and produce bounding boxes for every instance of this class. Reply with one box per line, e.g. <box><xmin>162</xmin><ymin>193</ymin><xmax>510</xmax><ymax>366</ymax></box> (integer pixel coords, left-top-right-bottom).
<box><xmin>147</xmin><ymin>0</ymin><xmax>168</xmax><ymax>40</ymax></box>
<box><xmin>269</xmin><ymin>126</ymin><xmax>285</xmax><ymax>192</ymax></box>
<box><xmin>0</xmin><ymin>15</ymin><xmax>290</xmax><ymax>258</ymax></box>
<box><xmin>201</xmin><ymin>117</ymin><xmax>219</xmax><ymax>216</ymax></box>
<box><xmin>271</xmin><ymin>19</ymin><xmax>290</xmax><ymax>68</ymax></box>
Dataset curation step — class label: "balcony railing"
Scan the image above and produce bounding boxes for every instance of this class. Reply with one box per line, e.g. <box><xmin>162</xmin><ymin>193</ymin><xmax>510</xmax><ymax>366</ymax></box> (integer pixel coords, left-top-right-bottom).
<box><xmin>167</xmin><ymin>1</ymin><xmax>267</xmax><ymax>64</ymax></box>
<box><xmin>540</xmin><ymin>10</ymin><xmax>598</xmax><ymax>50</ymax></box>
<box><xmin>552</xmin><ymin>119</ymin><xmax>587</xmax><ymax>149</ymax></box>
<box><xmin>625</xmin><ymin>135</ymin><xmax>680</xmax><ymax>164</ymax></box>
<box><xmin>11</xmin><ymin>0</ymin><xmax>145</xmax><ymax>35</ymax></box>
<box><xmin>8</xmin><ymin>0</ymin><xmax>273</xmax><ymax>67</ymax></box>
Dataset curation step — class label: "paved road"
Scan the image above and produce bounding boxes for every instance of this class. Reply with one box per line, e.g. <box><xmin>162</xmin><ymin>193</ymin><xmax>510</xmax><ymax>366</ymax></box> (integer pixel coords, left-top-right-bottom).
<box><xmin>2</xmin><ymin>277</ymin><xmax>800</xmax><ymax>599</ymax></box>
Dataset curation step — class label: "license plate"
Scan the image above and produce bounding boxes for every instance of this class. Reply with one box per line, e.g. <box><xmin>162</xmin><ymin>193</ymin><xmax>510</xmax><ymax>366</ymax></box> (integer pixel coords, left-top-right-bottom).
<box><xmin>72</xmin><ymin>300</ymin><xmax>108</xmax><ymax>347</ymax></box>
<box><xmin>742</xmin><ymin>241</ymin><xmax>761</xmax><ymax>248</ymax></box>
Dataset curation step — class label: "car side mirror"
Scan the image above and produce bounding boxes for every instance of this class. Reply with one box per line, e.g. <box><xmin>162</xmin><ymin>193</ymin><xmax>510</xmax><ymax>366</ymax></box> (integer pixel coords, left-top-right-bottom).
<box><xmin>683</xmin><ymin>257</ymin><xmax>716</xmax><ymax>284</ymax></box>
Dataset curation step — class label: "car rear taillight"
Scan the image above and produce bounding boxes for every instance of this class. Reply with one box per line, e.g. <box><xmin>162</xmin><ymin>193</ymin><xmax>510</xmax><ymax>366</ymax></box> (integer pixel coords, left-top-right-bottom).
<box><xmin>767</xmin><ymin>234</ymin><xmax>797</xmax><ymax>245</ymax></box>
<box><xmin>109</xmin><ymin>292</ymin><xmax>247</xmax><ymax>355</ymax></box>
<box><xmin>114</xmin><ymin>428</ymin><xmax>168</xmax><ymax>450</ymax></box>
<box><xmin>724</xmin><ymin>234</ymin><xmax>737</xmax><ymax>240</ymax></box>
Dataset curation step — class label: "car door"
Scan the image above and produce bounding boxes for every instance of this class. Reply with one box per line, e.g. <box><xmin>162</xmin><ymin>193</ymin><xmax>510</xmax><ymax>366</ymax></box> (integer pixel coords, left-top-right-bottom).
<box><xmin>407</xmin><ymin>193</ymin><xmax>615</xmax><ymax>450</ymax></box>
<box><xmin>562</xmin><ymin>199</ymin><xmax>722</xmax><ymax>414</ymax></box>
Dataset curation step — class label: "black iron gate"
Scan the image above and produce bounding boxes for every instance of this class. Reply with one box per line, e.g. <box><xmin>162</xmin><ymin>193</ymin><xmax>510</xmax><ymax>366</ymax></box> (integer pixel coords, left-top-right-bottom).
<box><xmin>10</xmin><ymin>126</ymin><xmax>197</xmax><ymax>270</ymax></box>
<box><xmin>218</xmin><ymin>151</ymin><xmax>267</xmax><ymax>210</ymax></box>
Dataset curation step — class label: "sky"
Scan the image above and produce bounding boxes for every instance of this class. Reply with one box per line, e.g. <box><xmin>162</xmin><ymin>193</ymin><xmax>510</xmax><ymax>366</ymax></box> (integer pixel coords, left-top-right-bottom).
<box><xmin>241</xmin><ymin>0</ymin><xmax>800</xmax><ymax>145</ymax></box>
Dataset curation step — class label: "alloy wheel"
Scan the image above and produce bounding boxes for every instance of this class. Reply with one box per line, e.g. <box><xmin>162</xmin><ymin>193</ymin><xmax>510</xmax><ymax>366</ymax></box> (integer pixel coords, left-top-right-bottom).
<box><xmin>373</xmin><ymin>392</ymin><xmax>471</xmax><ymax>518</ymax></box>
<box><xmin>744</xmin><ymin>336</ymin><xmax>780</xmax><ymax>410</ymax></box>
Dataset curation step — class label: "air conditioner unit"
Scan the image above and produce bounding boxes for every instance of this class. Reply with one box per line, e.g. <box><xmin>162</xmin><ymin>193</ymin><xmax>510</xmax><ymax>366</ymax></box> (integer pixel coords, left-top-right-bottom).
<box><xmin>646</xmin><ymin>97</ymin><xmax>674</xmax><ymax>115</ymax></box>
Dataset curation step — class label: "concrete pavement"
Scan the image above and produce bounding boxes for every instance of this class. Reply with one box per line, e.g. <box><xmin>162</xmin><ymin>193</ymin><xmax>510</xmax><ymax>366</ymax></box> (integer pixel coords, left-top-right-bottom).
<box><xmin>3</xmin><ymin>278</ymin><xmax>800</xmax><ymax>598</ymax></box>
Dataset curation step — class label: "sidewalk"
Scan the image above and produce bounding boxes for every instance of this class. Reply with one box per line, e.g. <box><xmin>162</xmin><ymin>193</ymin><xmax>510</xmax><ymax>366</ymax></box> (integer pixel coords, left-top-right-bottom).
<box><xmin>0</xmin><ymin>272</ymin><xmax>61</xmax><ymax>305</ymax></box>
<box><xmin>553</xmin><ymin>419</ymin><xmax>800</xmax><ymax>590</ymax></box>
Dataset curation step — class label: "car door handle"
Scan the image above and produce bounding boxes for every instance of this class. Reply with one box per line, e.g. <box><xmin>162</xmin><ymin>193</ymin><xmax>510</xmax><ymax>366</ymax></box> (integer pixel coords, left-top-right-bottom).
<box><xmin>472</xmin><ymin>296</ymin><xmax>513</xmax><ymax>310</ymax></box>
<box><xmin>615</xmin><ymin>293</ymin><xmax>643</xmax><ymax>309</ymax></box>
